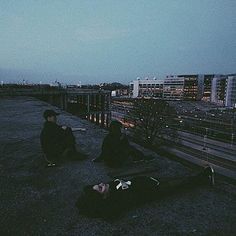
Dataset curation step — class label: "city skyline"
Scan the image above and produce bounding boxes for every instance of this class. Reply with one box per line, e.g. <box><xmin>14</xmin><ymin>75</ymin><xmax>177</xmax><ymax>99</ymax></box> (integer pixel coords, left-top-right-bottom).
<box><xmin>1</xmin><ymin>0</ymin><xmax>236</xmax><ymax>84</ymax></box>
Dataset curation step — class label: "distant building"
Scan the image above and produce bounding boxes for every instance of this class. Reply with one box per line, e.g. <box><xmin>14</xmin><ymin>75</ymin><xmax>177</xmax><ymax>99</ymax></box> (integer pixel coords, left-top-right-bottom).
<box><xmin>177</xmin><ymin>74</ymin><xmax>216</xmax><ymax>101</ymax></box>
<box><xmin>163</xmin><ymin>76</ymin><xmax>184</xmax><ymax>100</ymax></box>
<box><xmin>210</xmin><ymin>75</ymin><xmax>236</xmax><ymax>107</ymax></box>
<box><xmin>225</xmin><ymin>75</ymin><xmax>236</xmax><ymax>107</ymax></box>
<box><xmin>129</xmin><ymin>74</ymin><xmax>236</xmax><ymax>106</ymax></box>
<box><xmin>130</xmin><ymin>77</ymin><xmax>164</xmax><ymax>98</ymax></box>
<box><xmin>177</xmin><ymin>74</ymin><xmax>204</xmax><ymax>100</ymax></box>
<box><xmin>111</xmin><ymin>91</ymin><xmax>117</xmax><ymax>97</ymax></box>
<box><xmin>66</xmin><ymin>84</ymin><xmax>82</xmax><ymax>89</ymax></box>
<box><xmin>202</xmin><ymin>74</ymin><xmax>216</xmax><ymax>101</ymax></box>
<box><xmin>111</xmin><ymin>88</ymin><xmax>129</xmax><ymax>97</ymax></box>
<box><xmin>211</xmin><ymin>75</ymin><xmax>227</xmax><ymax>105</ymax></box>
<box><xmin>130</xmin><ymin>76</ymin><xmax>205</xmax><ymax>100</ymax></box>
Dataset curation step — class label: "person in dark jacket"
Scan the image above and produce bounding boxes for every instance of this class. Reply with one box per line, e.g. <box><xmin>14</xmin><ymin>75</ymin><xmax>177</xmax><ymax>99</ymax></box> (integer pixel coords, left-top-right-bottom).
<box><xmin>93</xmin><ymin>120</ymin><xmax>151</xmax><ymax>167</ymax></box>
<box><xmin>40</xmin><ymin>109</ymin><xmax>86</xmax><ymax>164</ymax></box>
<box><xmin>76</xmin><ymin>166</ymin><xmax>215</xmax><ymax>219</ymax></box>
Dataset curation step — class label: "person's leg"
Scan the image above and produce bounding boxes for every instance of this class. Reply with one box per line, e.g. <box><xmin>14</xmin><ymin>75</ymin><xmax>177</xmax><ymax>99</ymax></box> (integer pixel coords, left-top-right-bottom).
<box><xmin>64</xmin><ymin>127</ymin><xmax>76</xmax><ymax>148</ymax></box>
<box><xmin>62</xmin><ymin>127</ymin><xmax>87</xmax><ymax>160</ymax></box>
<box><xmin>128</xmin><ymin>145</ymin><xmax>155</xmax><ymax>162</ymax></box>
<box><xmin>154</xmin><ymin>166</ymin><xmax>215</xmax><ymax>198</ymax></box>
<box><xmin>43</xmin><ymin>153</ymin><xmax>56</xmax><ymax>167</ymax></box>
<box><xmin>129</xmin><ymin>146</ymin><xmax>145</xmax><ymax>161</ymax></box>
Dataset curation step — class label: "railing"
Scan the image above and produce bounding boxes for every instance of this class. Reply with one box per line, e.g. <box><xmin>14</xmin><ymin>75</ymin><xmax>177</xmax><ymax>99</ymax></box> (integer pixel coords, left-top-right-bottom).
<box><xmin>0</xmin><ymin>87</ymin><xmax>67</xmax><ymax>96</ymax></box>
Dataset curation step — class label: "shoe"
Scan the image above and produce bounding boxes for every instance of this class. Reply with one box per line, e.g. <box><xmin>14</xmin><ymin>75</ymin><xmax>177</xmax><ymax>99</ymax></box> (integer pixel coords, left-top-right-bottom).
<box><xmin>204</xmin><ymin>165</ymin><xmax>215</xmax><ymax>186</ymax></box>
<box><xmin>47</xmin><ymin>163</ymin><xmax>56</xmax><ymax>167</ymax></box>
<box><xmin>93</xmin><ymin>157</ymin><xmax>103</xmax><ymax>162</ymax></box>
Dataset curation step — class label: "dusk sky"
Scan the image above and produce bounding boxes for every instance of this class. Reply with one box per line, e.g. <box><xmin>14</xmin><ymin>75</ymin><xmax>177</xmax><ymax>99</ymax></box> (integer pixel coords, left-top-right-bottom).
<box><xmin>0</xmin><ymin>0</ymin><xmax>236</xmax><ymax>84</ymax></box>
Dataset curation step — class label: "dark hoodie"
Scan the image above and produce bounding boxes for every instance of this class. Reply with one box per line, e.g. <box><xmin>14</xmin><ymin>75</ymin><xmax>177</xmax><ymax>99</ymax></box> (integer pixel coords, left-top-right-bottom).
<box><xmin>40</xmin><ymin>121</ymin><xmax>69</xmax><ymax>160</ymax></box>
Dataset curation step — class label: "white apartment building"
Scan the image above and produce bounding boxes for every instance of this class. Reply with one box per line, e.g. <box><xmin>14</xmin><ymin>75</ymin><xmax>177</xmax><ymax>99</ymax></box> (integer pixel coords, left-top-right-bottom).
<box><xmin>211</xmin><ymin>76</ymin><xmax>227</xmax><ymax>105</ymax></box>
<box><xmin>130</xmin><ymin>77</ymin><xmax>164</xmax><ymax>98</ymax></box>
<box><xmin>211</xmin><ymin>75</ymin><xmax>236</xmax><ymax>107</ymax></box>
<box><xmin>225</xmin><ymin>76</ymin><xmax>236</xmax><ymax>107</ymax></box>
<box><xmin>130</xmin><ymin>76</ymin><xmax>184</xmax><ymax>100</ymax></box>
<box><xmin>130</xmin><ymin>74</ymin><xmax>236</xmax><ymax>106</ymax></box>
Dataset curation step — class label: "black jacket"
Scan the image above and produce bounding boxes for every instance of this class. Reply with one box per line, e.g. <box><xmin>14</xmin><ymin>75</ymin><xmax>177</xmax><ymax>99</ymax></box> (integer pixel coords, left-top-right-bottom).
<box><xmin>76</xmin><ymin>176</ymin><xmax>160</xmax><ymax>219</ymax></box>
<box><xmin>76</xmin><ymin>173</ymin><xmax>207</xmax><ymax>219</ymax></box>
<box><xmin>99</xmin><ymin>133</ymin><xmax>131</xmax><ymax>167</ymax></box>
<box><xmin>40</xmin><ymin>121</ymin><xmax>67</xmax><ymax>159</ymax></box>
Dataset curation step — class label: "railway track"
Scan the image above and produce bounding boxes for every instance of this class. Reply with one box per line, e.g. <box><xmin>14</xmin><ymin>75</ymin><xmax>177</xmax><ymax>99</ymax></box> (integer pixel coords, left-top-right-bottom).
<box><xmin>177</xmin><ymin>135</ymin><xmax>235</xmax><ymax>157</ymax></box>
<box><xmin>172</xmin><ymin>144</ymin><xmax>236</xmax><ymax>171</ymax></box>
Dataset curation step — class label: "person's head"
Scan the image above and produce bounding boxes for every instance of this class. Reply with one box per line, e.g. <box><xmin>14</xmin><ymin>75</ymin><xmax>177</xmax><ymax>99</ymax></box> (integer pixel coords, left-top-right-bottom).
<box><xmin>43</xmin><ymin>109</ymin><xmax>59</xmax><ymax>123</ymax></box>
<box><xmin>93</xmin><ymin>183</ymin><xmax>110</xmax><ymax>197</ymax></box>
<box><xmin>83</xmin><ymin>183</ymin><xmax>110</xmax><ymax>200</ymax></box>
<box><xmin>109</xmin><ymin>120</ymin><xmax>122</xmax><ymax>135</ymax></box>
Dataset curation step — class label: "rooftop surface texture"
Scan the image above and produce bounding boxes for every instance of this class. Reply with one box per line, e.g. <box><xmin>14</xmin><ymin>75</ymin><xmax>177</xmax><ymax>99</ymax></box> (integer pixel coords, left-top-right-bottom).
<box><xmin>0</xmin><ymin>97</ymin><xmax>235</xmax><ymax>236</ymax></box>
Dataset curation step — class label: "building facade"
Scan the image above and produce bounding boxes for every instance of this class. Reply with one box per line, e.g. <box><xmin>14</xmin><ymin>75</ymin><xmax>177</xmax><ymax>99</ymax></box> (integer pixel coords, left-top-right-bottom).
<box><xmin>202</xmin><ymin>74</ymin><xmax>215</xmax><ymax>101</ymax></box>
<box><xmin>163</xmin><ymin>76</ymin><xmax>184</xmax><ymax>100</ymax></box>
<box><xmin>177</xmin><ymin>74</ymin><xmax>204</xmax><ymax>100</ymax></box>
<box><xmin>130</xmin><ymin>78</ymin><xmax>164</xmax><ymax>98</ymax></box>
<box><xmin>129</xmin><ymin>74</ymin><xmax>236</xmax><ymax>106</ymax></box>
<box><xmin>211</xmin><ymin>75</ymin><xmax>227</xmax><ymax>105</ymax></box>
<box><xmin>225</xmin><ymin>75</ymin><xmax>236</xmax><ymax>107</ymax></box>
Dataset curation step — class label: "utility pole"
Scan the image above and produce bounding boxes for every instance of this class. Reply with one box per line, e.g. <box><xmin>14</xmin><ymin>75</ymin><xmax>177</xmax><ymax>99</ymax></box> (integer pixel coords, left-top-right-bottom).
<box><xmin>231</xmin><ymin>106</ymin><xmax>236</xmax><ymax>147</ymax></box>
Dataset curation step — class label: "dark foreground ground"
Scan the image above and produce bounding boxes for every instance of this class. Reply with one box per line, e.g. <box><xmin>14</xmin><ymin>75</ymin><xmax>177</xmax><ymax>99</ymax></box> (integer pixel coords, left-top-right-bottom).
<box><xmin>0</xmin><ymin>97</ymin><xmax>235</xmax><ymax>236</ymax></box>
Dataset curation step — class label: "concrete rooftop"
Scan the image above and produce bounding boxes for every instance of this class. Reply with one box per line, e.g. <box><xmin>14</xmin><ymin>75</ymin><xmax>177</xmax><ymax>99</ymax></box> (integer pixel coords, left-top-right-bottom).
<box><xmin>0</xmin><ymin>97</ymin><xmax>235</xmax><ymax>236</ymax></box>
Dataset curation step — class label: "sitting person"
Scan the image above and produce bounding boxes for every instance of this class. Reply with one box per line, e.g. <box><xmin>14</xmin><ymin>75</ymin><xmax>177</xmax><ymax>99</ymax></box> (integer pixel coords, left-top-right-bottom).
<box><xmin>76</xmin><ymin>166</ymin><xmax>215</xmax><ymax>219</ymax></box>
<box><xmin>40</xmin><ymin>109</ymin><xmax>86</xmax><ymax>165</ymax></box>
<box><xmin>93</xmin><ymin>120</ymin><xmax>151</xmax><ymax>168</ymax></box>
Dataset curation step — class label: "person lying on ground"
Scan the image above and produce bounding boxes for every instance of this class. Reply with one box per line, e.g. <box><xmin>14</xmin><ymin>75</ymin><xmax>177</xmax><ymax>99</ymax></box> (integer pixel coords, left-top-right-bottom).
<box><xmin>40</xmin><ymin>109</ymin><xmax>87</xmax><ymax>165</ymax></box>
<box><xmin>76</xmin><ymin>166</ymin><xmax>215</xmax><ymax>219</ymax></box>
<box><xmin>93</xmin><ymin>120</ymin><xmax>153</xmax><ymax>168</ymax></box>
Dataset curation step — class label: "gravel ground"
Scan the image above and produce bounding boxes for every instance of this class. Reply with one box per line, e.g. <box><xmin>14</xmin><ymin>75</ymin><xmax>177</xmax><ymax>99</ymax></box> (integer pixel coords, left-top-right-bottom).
<box><xmin>0</xmin><ymin>97</ymin><xmax>235</xmax><ymax>236</ymax></box>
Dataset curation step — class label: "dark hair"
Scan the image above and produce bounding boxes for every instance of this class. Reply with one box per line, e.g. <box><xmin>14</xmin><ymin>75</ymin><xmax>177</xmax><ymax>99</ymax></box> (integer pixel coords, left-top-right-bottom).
<box><xmin>43</xmin><ymin>109</ymin><xmax>59</xmax><ymax>120</ymax></box>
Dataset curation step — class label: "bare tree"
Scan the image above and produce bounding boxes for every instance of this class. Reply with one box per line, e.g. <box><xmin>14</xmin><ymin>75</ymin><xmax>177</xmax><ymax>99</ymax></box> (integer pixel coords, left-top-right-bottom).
<box><xmin>129</xmin><ymin>98</ymin><xmax>177</xmax><ymax>145</ymax></box>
